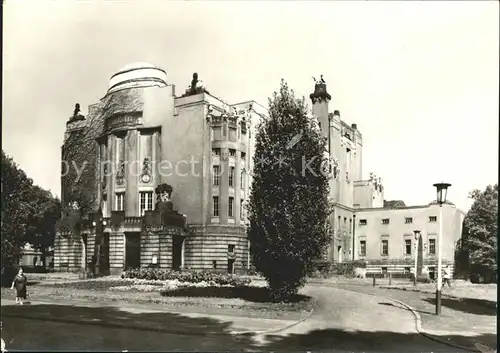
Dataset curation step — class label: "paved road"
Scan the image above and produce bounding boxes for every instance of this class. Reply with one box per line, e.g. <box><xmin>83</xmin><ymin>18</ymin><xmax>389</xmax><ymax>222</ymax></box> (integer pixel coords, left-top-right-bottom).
<box><xmin>1</xmin><ymin>285</ymin><xmax>464</xmax><ymax>352</ymax></box>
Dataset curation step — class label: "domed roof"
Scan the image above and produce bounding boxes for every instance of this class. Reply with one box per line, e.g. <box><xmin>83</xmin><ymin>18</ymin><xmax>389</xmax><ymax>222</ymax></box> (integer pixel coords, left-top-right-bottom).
<box><xmin>116</xmin><ymin>62</ymin><xmax>163</xmax><ymax>72</ymax></box>
<box><xmin>107</xmin><ymin>62</ymin><xmax>168</xmax><ymax>94</ymax></box>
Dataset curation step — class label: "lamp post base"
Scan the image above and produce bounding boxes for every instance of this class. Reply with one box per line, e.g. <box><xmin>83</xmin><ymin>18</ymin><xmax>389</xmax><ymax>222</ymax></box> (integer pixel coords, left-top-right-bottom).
<box><xmin>435</xmin><ymin>289</ymin><xmax>442</xmax><ymax>315</ymax></box>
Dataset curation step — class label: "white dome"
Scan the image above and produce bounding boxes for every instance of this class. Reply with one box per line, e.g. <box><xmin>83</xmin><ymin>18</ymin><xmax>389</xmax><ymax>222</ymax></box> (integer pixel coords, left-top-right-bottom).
<box><xmin>108</xmin><ymin>62</ymin><xmax>168</xmax><ymax>94</ymax></box>
<box><xmin>118</xmin><ymin>62</ymin><xmax>160</xmax><ymax>71</ymax></box>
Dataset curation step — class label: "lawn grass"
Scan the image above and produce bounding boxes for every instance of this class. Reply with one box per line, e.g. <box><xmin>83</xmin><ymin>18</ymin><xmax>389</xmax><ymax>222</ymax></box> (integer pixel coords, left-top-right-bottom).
<box><xmin>0</xmin><ymin>276</ymin><xmax>315</xmax><ymax>321</ymax></box>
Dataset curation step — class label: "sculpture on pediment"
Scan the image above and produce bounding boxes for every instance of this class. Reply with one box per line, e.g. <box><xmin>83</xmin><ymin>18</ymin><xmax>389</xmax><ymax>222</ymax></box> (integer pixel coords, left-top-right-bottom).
<box><xmin>310</xmin><ymin>75</ymin><xmax>331</xmax><ymax>104</ymax></box>
<box><xmin>68</xmin><ymin>200</ymin><xmax>80</xmax><ymax>210</ymax></box>
<box><xmin>155</xmin><ymin>183</ymin><xmax>173</xmax><ymax>212</ymax></box>
<box><xmin>221</xmin><ymin>149</ymin><xmax>229</xmax><ymax>162</ymax></box>
<box><xmin>140</xmin><ymin>158</ymin><xmax>152</xmax><ymax>184</ymax></box>
<box><xmin>206</xmin><ymin>104</ymin><xmax>214</xmax><ymax>124</ymax></box>
<box><xmin>378</xmin><ymin>177</ymin><xmax>383</xmax><ymax>192</ymax></box>
<box><xmin>68</xmin><ymin>103</ymin><xmax>85</xmax><ymax>123</ymax></box>
<box><xmin>182</xmin><ymin>72</ymin><xmax>210</xmax><ymax>97</ymax></box>
<box><xmin>102</xmin><ymin>162</ymin><xmax>109</xmax><ymax>191</ymax></box>
<box><xmin>74</xmin><ymin>103</ymin><xmax>81</xmax><ymax>117</ymax></box>
<box><xmin>116</xmin><ymin>161</ymin><xmax>126</xmax><ymax>185</ymax></box>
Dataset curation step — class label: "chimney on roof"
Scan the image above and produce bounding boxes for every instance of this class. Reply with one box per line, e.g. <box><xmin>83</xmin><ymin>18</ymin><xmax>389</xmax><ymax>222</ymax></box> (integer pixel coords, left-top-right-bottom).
<box><xmin>333</xmin><ymin>110</ymin><xmax>340</xmax><ymax>117</ymax></box>
<box><xmin>351</xmin><ymin>123</ymin><xmax>357</xmax><ymax>129</ymax></box>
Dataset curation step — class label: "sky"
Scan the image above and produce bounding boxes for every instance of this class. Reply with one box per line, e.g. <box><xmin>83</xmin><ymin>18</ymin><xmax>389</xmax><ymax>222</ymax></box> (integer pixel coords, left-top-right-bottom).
<box><xmin>3</xmin><ymin>0</ymin><xmax>499</xmax><ymax>212</ymax></box>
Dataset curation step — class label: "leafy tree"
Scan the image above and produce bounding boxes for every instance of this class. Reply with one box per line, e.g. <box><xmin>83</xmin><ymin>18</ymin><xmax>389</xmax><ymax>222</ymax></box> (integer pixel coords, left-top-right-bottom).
<box><xmin>24</xmin><ymin>186</ymin><xmax>61</xmax><ymax>263</ymax></box>
<box><xmin>1</xmin><ymin>151</ymin><xmax>60</xmax><ymax>266</ymax></box>
<box><xmin>2</xmin><ymin>151</ymin><xmax>34</xmax><ymax>264</ymax></box>
<box><xmin>247</xmin><ymin>80</ymin><xmax>332</xmax><ymax>300</ymax></box>
<box><xmin>462</xmin><ymin>184</ymin><xmax>498</xmax><ymax>281</ymax></box>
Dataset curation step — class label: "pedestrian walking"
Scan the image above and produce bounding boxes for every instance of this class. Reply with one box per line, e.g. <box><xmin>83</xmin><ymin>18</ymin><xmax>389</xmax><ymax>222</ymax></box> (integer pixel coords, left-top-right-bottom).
<box><xmin>1</xmin><ymin>321</ymin><xmax>6</xmax><ymax>353</ymax></box>
<box><xmin>443</xmin><ymin>265</ymin><xmax>452</xmax><ymax>288</ymax></box>
<box><xmin>10</xmin><ymin>268</ymin><xmax>28</xmax><ymax>304</ymax></box>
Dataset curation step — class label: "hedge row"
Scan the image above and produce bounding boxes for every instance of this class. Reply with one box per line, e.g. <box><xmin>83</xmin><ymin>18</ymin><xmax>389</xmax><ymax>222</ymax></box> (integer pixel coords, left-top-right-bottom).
<box><xmin>121</xmin><ymin>268</ymin><xmax>251</xmax><ymax>287</ymax></box>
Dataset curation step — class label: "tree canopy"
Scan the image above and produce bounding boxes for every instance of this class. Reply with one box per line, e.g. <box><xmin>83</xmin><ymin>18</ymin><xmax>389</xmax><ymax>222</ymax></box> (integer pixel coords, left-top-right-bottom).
<box><xmin>1</xmin><ymin>150</ymin><xmax>60</xmax><ymax>265</ymax></box>
<box><xmin>247</xmin><ymin>80</ymin><xmax>332</xmax><ymax>300</ymax></box>
<box><xmin>463</xmin><ymin>184</ymin><xmax>498</xmax><ymax>273</ymax></box>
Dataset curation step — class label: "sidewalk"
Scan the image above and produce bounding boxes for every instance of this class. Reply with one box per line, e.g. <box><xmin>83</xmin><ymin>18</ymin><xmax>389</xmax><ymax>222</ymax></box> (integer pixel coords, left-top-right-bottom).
<box><xmin>378</xmin><ymin>282</ymin><xmax>497</xmax><ymax>306</ymax></box>
<box><xmin>0</xmin><ymin>296</ymin><xmax>305</xmax><ymax>336</ymax></box>
<box><xmin>333</xmin><ymin>283</ymin><xmax>497</xmax><ymax>352</ymax></box>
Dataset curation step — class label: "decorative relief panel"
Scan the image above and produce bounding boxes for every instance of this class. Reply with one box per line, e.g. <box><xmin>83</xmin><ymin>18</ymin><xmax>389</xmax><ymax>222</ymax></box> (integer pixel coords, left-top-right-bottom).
<box><xmin>105</xmin><ymin>113</ymin><xmax>142</xmax><ymax>133</ymax></box>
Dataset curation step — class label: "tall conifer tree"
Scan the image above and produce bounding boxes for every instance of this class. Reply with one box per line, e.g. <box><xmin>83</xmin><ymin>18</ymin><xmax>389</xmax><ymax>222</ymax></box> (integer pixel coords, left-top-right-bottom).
<box><xmin>248</xmin><ymin>80</ymin><xmax>332</xmax><ymax>299</ymax></box>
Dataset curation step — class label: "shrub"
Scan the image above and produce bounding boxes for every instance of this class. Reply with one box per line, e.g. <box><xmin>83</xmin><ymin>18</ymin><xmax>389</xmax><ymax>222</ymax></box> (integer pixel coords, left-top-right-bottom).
<box><xmin>336</xmin><ymin>261</ymin><xmax>367</xmax><ymax>277</ymax></box>
<box><xmin>121</xmin><ymin>268</ymin><xmax>251</xmax><ymax>287</ymax></box>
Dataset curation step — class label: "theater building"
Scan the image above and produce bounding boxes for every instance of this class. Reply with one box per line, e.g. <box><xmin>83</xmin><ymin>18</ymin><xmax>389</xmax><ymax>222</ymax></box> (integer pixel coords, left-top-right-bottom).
<box><xmin>54</xmin><ymin>63</ymin><xmax>266</xmax><ymax>275</ymax></box>
<box><xmin>54</xmin><ymin>66</ymin><xmax>464</xmax><ymax>276</ymax></box>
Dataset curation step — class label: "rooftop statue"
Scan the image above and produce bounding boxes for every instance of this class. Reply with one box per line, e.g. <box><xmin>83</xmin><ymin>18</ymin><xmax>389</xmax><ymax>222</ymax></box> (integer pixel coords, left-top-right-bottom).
<box><xmin>310</xmin><ymin>74</ymin><xmax>331</xmax><ymax>103</ymax></box>
<box><xmin>67</xmin><ymin>103</ymin><xmax>86</xmax><ymax>123</ymax></box>
<box><xmin>182</xmin><ymin>72</ymin><xmax>210</xmax><ymax>97</ymax></box>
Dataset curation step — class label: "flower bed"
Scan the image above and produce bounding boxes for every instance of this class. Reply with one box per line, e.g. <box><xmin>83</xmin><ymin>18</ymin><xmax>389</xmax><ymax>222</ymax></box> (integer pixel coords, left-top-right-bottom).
<box><xmin>121</xmin><ymin>269</ymin><xmax>251</xmax><ymax>287</ymax></box>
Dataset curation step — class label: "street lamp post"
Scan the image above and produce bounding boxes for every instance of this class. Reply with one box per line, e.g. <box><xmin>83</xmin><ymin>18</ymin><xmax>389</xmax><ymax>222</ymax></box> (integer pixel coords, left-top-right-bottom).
<box><xmin>433</xmin><ymin>182</ymin><xmax>451</xmax><ymax>316</ymax></box>
<box><xmin>413</xmin><ymin>230</ymin><xmax>421</xmax><ymax>286</ymax></box>
<box><xmin>352</xmin><ymin>214</ymin><xmax>356</xmax><ymax>261</ymax></box>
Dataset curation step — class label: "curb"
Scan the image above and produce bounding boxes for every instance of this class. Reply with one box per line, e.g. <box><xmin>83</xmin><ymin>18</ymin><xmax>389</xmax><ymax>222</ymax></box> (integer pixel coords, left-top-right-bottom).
<box><xmin>386</xmin><ymin>297</ymin><xmax>484</xmax><ymax>353</ymax></box>
<box><xmin>333</xmin><ymin>286</ymin><xmax>489</xmax><ymax>353</ymax></box>
<box><xmin>231</xmin><ymin>305</ymin><xmax>315</xmax><ymax>335</ymax></box>
<box><xmin>379</xmin><ymin>286</ymin><xmax>497</xmax><ymax>310</ymax></box>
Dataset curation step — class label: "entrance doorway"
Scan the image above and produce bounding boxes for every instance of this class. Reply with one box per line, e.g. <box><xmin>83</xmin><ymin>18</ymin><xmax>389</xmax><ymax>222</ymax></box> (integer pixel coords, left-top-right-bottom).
<box><xmin>227</xmin><ymin>259</ymin><xmax>235</xmax><ymax>274</ymax></box>
<box><xmin>172</xmin><ymin>235</ymin><xmax>184</xmax><ymax>271</ymax></box>
<box><xmin>125</xmin><ymin>232</ymin><xmax>141</xmax><ymax>269</ymax></box>
<box><xmin>338</xmin><ymin>246</ymin><xmax>343</xmax><ymax>263</ymax></box>
<box><xmin>96</xmin><ymin>233</ymin><xmax>110</xmax><ymax>275</ymax></box>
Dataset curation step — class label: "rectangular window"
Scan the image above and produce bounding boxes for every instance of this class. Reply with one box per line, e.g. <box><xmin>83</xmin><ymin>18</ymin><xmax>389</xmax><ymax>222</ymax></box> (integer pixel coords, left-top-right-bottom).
<box><xmin>240</xmin><ymin>199</ymin><xmax>244</xmax><ymax>218</ymax></box>
<box><xmin>359</xmin><ymin>219</ymin><xmax>367</xmax><ymax>226</ymax></box>
<box><xmin>229</xmin><ymin>167</ymin><xmax>235</xmax><ymax>187</ymax></box>
<box><xmin>429</xmin><ymin>216</ymin><xmax>437</xmax><ymax>223</ymax></box>
<box><xmin>382</xmin><ymin>219</ymin><xmax>390</xmax><ymax>225</ymax></box>
<box><xmin>241</xmin><ymin>171</ymin><xmax>245</xmax><ymax>189</ymax></box>
<box><xmin>381</xmin><ymin>240</ymin><xmax>389</xmax><ymax>256</ymax></box>
<box><xmin>405</xmin><ymin>217</ymin><xmax>413</xmax><ymax>224</ymax></box>
<box><xmin>213</xmin><ymin>196</ymin><xmax>219</xmax><ymax>217</ymax></box>
<box><xmin>115</xmin><ymin>192</ymin><xmax>125</xmax><ymax>211</ymax></box>
<box><xmin>139</xmin><ymin>191</ymin><xmax>153</xmax><ymax>215</ymax></box>
<box><xmin>228</xmin><ymin>197</ymin><xmax>234</xmax><ymax>218</ymax></box>
<box><xmin>229</xmin><ymin>149</ymin><xmax>236</xmax><ymax>157</ymax></box>
<box><xmin>228</xmin><ymin>244</ymin><xmax>235</xmax><ymax>253</ymax></box>
<box><xmin>212</xmin><ymin>148</ymin><xmax>221</xmax><ymax>156</ymax></box>
<box><xmin>213</xmin><ymin>260</ymin><xmax>217</xmax><ymax>269</ymax></box>
<box><xmin>213</xmin><ymin>166</ymin><xmax>220</xmax><ymax>186</ymax></box>
<box><xmin>241</xmin><ymin>152</ymin><xmax>246</xmax><ymax>160</ymax></box>
<box><xmin>429</xmin><ymin>239</ymin><xmax>436</xmax><ymax>255</ymax></box>
<box><xmin>360</xmin><ymin>240</ymin><xmax>366</xmax><ymax>256</ymax></box>
<box><xmin>405</xmin><ymin>239</ymin><xmax>412</xmax><ymax>255</ymax></box>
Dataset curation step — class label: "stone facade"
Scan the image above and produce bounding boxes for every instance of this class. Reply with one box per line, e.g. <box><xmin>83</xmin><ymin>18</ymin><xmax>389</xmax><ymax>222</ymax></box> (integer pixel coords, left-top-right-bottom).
<box><xmin>55</xmin><ymin>67</ymin><xmax>465</xmax><ymax>276</ymax></box>
<box><xmin>310</xmin><ymin>79</ymin><xmax>465</xmax><ymax>273</ymax></box>
<box><xmin>54</xmin><ymin>63</ymin><xmax>263</xmax><ymax>274</ymax></box>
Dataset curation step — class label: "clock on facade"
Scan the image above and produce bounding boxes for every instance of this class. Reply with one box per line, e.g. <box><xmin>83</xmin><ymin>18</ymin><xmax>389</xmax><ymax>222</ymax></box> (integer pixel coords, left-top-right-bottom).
<box><xmin>141</xmin><ymin>174</ymin><xmax>151</xmax><ymax>183</ymax></box>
